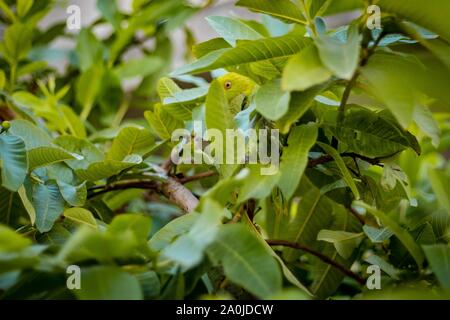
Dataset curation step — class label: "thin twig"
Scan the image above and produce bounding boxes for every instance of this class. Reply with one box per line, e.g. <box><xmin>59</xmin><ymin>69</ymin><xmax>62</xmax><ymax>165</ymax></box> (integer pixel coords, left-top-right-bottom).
<box><xmin>267</xmin><ymin>239</ymin><xmax>366</xmax><ymax>285</ymax></box>
<box><xmin>308</xmin><ymin>153</ymin><xmax>382</xmax><ymax>168</ymax></box>
<box><xmin>88</xmin><ymin>180</ymin><xmax>157</xmax><ymax>199</ymax></box>
<box><xmin>178</xmin><ymin>171</ymin><xmax>217</xmax><ymax>184</ymax></box>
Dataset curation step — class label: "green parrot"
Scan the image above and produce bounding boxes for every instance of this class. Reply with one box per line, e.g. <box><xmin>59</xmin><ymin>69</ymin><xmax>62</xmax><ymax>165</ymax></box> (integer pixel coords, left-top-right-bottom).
<box><xmin>216</xmin><ymin>72</ymin><xmax>257</xmax><ymax>115</ymax></box>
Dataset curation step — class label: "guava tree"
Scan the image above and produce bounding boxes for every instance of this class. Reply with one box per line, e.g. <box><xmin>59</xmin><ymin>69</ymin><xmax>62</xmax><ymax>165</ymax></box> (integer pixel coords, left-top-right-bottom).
<box><xmin>0</xmin><ymin>0</ymin><xmax>449</xmax><ymax>300</ymax></box>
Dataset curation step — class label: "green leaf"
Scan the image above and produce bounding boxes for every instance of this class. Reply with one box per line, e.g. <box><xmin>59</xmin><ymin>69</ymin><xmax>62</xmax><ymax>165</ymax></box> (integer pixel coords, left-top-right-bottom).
<box><xmin>205</xmin><ymin>80</ymin><xmax>235</xmax><ymax>134</ymax></box>
<box><xmin>137</xmin><ymin>271</ymin><xmax>160</xmax><ymax>299</ymax></box>
<box><xmin>97</xmin><ymin>0</ymin><xmax>122</xmax><ymax>30</ymax></box>
<box><xmin>63</xmin><ymin>208</ymin><xmax>97</xmax><ymax>229</ymax></box>
<box><xmin>172</xmin><ymin>35</ymin><xmax>312</xmax><ymax>76</ymax></box>
<box><xmin>310</xmin><ymin>204</ymin><xmax>361</xmax><ymax>298</ymax></box>
<box><xmin>236</xmin><ymin>0</ymin><xmax>306</xmax><ymax>25</ymax></box>
<box><xmin>9</xmin><ymin>120</ymin><xmax>51</xmax><ymax>150</ymax></box>
<box><xmin>283</xmin><ymin>178</ymin><xmax>334</xmax><ymax>261</ymax></box>
<box><xmin>53</xmin><ymin>136</ymin><xmax>103</xmax><ymax>170</ymax></box>
<box><xmin>27</xmin><ymin>146</ymin><xmax>76</xmax><ymax>170</ymax></box>
<box><xmin>359</xmin><ymin>52</ymin><xmax>424</xmax><ymax>128</ymax></box>
<box><xmin>413</xmin><ymin>105</ymin><xmax>440</xmax><ymax>148</ymax></box>
<box><xmin>315</xmin><ymin>24</ymin><xmax>361</xmax><ymax>79</ymax></box>
<box><xmin>282</xmin><ymin>44</ymin><xmax>332</xmax><ymax>91</ymax></box>
<box><xmin>365</xmin><ymin>255</ymin><xmax>400</xmax><ymax>280</ymax></box>
<box><xmin>17</xmin><ymin>61</ymin><xmax>48</xmax><ymax>78</ymax></box>
<box><xmin>237</xmin><ymin>165</ymin><xmax>280</xmax><ymax>203</ymax></box>
<box><xmin>108</xmin><ymin>214</ymin><xmax>151</xmax><ymax>240</ymax></box>
<box><xmin>144</xmin><ymin>104</ymin><xmax>184</xmax><ymax>141</ymax></box>
<box><xmin>0</xmin><ymin>23</ymin><xmax>33</xmax><ymax>63</ymax></box>
<box><xmin>57</xmin><ymin>181</ymin><xmax>87</xmax><ymax>207</ymax></box>
<box><xmin>207</xmin><ymin>224</ymin><xmax>282</xmax><ymax>298</ymax></box>
<box><xmin>75</xmin><ymin>28</ymin><xmax>104</xmax><ymax>72</ymax></box>
<box><xmin>317</xmin><ymin>229</ymin><xmax>364</xmax><ymax>259</ymax></box>
<box><xmin>278</xmin><ymin>124</ymin><xmax>318</xmax><ymax>199</ymax></box>
<box><xmin>76</xmin><ymin>266</ymin><xmax>143</xmax><ymax>300</ymax></box>
<box><xmin>76</xmin><ymin>65</ymin><xmax>103</xmax><ymax>119</ymax></box>
<box><xmin>0</xmin><ymin>69</ymin><xmax>5</xmax><ymax>90</ymax></box>
<box><xmin>149</xmin><ymin>213</ymin><xmax>199</xmax><ymax>252</ymax></box>
<box><xmin>428</xmin><ymin>169</ymin><xmax>450</xmax><ymax>215</ymax></box>
<box><xmin>336</xmin><ymin>106</ymin><xmax>421</xmax><ymax>158</ymax></box>
<box><xmin>255</xmin><ymin>78</ymin><xmax>290</xmax><ymax>120</ymax></box>
<box><xmin>0</xmin><ymin>134</ymin><xmax>28</xmax><ymax>191</ymax></box>
<box><xmin>276</xmin><ymin>82</ymin><xmax>328</xmax><ymax>134</ymax></box>
<box><xmin>75</xmin><ymin>155</ymin><xmax>142</xmax><ymax>181</ymax></box>
<box><xmin>206</xmin><ymin>16</ymin><xmax>263</xmax><ymax>46</ymax></box>
<box><xmin>423</xmin><ymin>245</ymin><xmax>450</xmax><ymax>294</ymax></box>
<box><xmin>317</xmin><ymin>142</ymin><xmax>360</xmax><ymax>200</ymax></box>
<box><xmin>60</xmin><ymin>105</ymin><xmax>87</xmax><ymax>139</ymax></box>
<box><xmin>0</xmin><ymin>225</ymin><xmax>31</xmax><ymax>252</ymax></box>
<box><xmin>363</xmin><ymin>225</ymin><xmax>393</xmax><ymax>243</ymax></box>
<box><xmin>354</xmin><ymin>201</ymin><xmax>425</xmax><ymax>268</ymax></box>
<box><xmin>16</xmin><ymin>0</ymin><xmax>34</xmax><ymax>17</ymax></box>
<box><xmin>33</xmin><ymin>181</ymin><xmax>65</xmax><ymax>233</ymax></box>
<box><xmin>114</xmin><ymin>56</ymin><xmax>163</xmax><ymax>79</ymax></box>
<box><xmin>0</xmin><ymin>187</ymin><xmax>27</xmax><ymax>226</ymax></box>
<box><xmin>107</xmin><ymin>127</ymin><xmax>154</xmax><ymax>161</ymax></box>
<box><xmin>193</xmin><ymin>38</ymin><xmax>231</xmax><ymax>58</ymax></box>
<box><xmin>58</xmin><ymin>215</ymin><xmax>151</xmax><ymax>263</ymax></box>
<box><xmin>162</xmin><ymin>199</ymin><xmax>225</xmax><ymax>269</ymax></box>
<box><xmin>377</xmin><ymin>0</ymin><xmax>450</xmax><ymax>43</ymax></box>
<box><xmin>156</xmin><ymin>77</ymin><xmax>198</xmax><ymax>121</ymax></box>
<box><xmin>241</xmin><ymin>212</ymin><xmax>312</xmax><ymax>295</ymax></box>
<box><xmin>306</xmin><ymin>0</ymin><xmax>331</xmax><ymax>18</ymax></box>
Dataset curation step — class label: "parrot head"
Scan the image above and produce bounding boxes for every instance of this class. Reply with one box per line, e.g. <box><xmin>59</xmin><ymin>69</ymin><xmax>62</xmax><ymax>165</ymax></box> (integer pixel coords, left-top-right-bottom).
<box><xmin>216</xmin><ymin>72</ymin><xmax>256</xmax><ymax>102</ymax></box>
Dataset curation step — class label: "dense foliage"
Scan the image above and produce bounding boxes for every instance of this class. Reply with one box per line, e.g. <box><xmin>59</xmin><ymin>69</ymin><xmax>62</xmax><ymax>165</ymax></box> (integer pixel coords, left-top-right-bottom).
<box><xmin>0</xmin><ymin>0</ymin><xmax>449</xmax><ymax>300</ymax></box>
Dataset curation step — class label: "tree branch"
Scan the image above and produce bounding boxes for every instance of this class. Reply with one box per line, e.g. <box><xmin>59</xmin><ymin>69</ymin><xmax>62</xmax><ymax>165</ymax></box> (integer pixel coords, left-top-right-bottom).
<box><xmin>266</xmin><ymin>239</ymin><xmax>366</xmax><ymax>285</ymax></box>
<box><xmin>178</xmin><ymin>171</ymin><xmax>217</xmax><ymax>184</ymax></box>
<box><xmin>308</xmin><ymin>153</ymin><xmax>382</xmax><ymax>168</ymax></box>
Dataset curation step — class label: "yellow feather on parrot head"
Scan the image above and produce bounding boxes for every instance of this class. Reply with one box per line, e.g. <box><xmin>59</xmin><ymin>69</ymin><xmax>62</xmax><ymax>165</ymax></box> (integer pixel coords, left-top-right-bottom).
<box><xmin>216</xmin><ymin>72</ymin><xmax>257</xmax><ymax>102</ymax></box>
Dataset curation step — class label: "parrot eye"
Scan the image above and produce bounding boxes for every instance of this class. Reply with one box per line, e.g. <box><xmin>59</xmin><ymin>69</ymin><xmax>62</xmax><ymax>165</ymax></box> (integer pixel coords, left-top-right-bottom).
<box><xmin>224</xmin><ymin>81</ymin><xmax>232</xmax><ymax>90</ymax></box>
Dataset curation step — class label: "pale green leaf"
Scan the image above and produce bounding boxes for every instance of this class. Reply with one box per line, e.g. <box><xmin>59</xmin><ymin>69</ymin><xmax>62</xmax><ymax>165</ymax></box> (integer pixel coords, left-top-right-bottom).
<box><xmin>236</xmin><ymin>0</ymin><xmax>306</xmax><ymax>25</ymax></box>
<box><xmin>282</xmin><ymin>44</ymin><xmax>332</xmax><ymax>91</ymax></box>
<box><xmin>363</xmin><ymin>225</ymin><xmax>393</xmax><ymax>243</ymax></box>
<box><xmin>172</xmin><ymin>35</ymin><xmax>312</xmax><ymax>76</ymax></box>
<box><xmin>64</xmin><ymin>208</ymin><xmax>97</xmax><ymax>229</ymax></box>
<box><xmin>255</xmin><ymin>78</ymin><xmax>290</xmax><ymax>120</ymax></box>
<box><xmin>76</xmin><ymin>155</ymin><xmax>142</xmax><ymax>181</ymax></box>
<box><xmin>0</xmin><ymin>134</ymin><xmax>28</xmax><ymax>191</ymax></box>
<box><xmin>315</xmin><ymin>24</ymin><xmax>361</xmax><ymax>79</ymax></box>
<box><xmin>378</xmin><ymin>0</ymin><xmax>450</xmax><ymax>43</ymax></box>
<box><xmin>27</xmin><ymin>146</ymin><xmax>76</xmax><ymax>170</ymax></box>
<box><xmin>206</xmin><ymin>16</ymin><xmax>263</xmax><ymax>46</ymax></box>
<box><xmin>33</xmin><ymin>182</ymin><xmax>65</xmax><ymax>233</ymax></box>
<box><xmin>107</xmin><ymin>127</ymin><xmax>154</xmax><ymax>161</ymax></box>
<box><xmin>317</xmin><ymin>229</ymin><xmax>364</xmax><ymax>259</ymax></box>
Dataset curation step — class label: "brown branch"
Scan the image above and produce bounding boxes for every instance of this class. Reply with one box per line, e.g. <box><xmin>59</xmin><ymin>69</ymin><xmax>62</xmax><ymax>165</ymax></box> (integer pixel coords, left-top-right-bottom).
<box><xmin>160</xmin><ymin>177</ymin><xmax>199</xmax><ymax>213</ymax></box>
<box><xmin>266</xmin><ymin>239</ymin><xmax>366</xmax><ymax>285</ymax></box>
<box><xmin>178</xmin><ymin>171</ymin><xmax>217</xmax><ymax>184</ymax></box>
<box><xmin>88</xmin><ymin>166</ymin><xmax>200</xmax><ymax>214</ymax></box>
<box><xmin>88</xmin><ymin>180</ymin><xmax>158</xmax><ymax>198</ymax></box>
<box><xmin>308</xmin><ymin>153</ymin><xmax>382</xmax><ymax>168</ymax></box>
